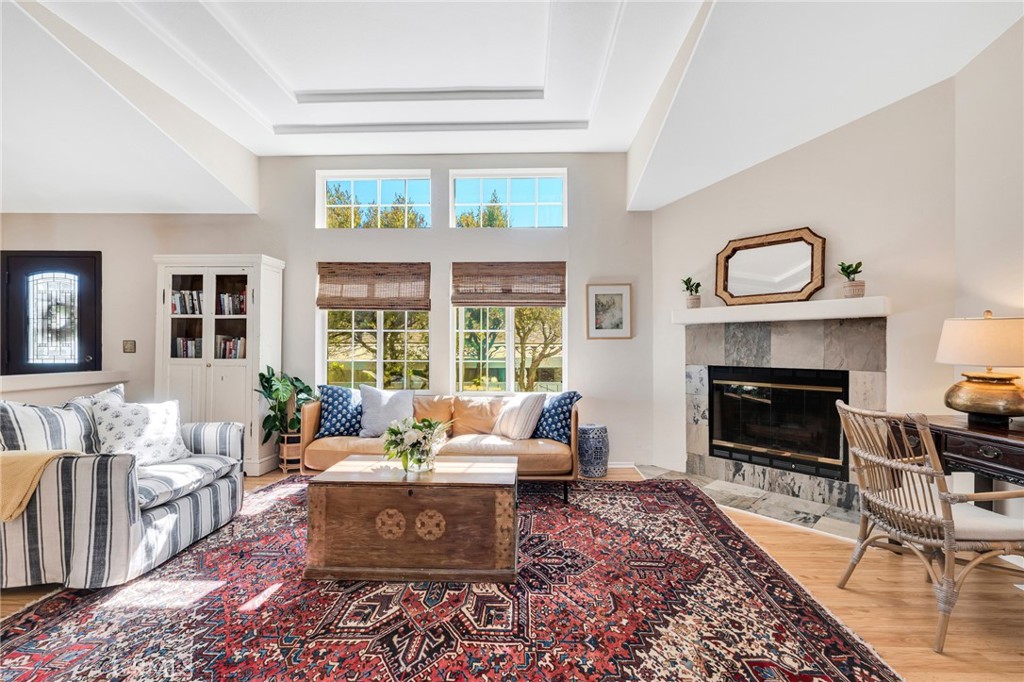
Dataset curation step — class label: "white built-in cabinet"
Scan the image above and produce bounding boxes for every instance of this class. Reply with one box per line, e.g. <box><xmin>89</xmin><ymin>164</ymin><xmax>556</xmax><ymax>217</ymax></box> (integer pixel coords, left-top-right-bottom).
<box><xmin>153</xmin><ymin>254</ymin><xmax>285</xmax><ymax>476</ymax></box>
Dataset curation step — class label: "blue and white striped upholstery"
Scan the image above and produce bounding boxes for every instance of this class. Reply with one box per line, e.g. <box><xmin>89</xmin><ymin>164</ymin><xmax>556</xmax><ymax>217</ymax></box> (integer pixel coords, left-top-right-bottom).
<box><xmin>0</xmin><ymin>421</ymin><xmax>244</xmax><ymax>589</ymax></box>
<box><xmin>137</xmin><ymin>456</ymin><xmax>239</xmax><ymax>510</ymax></box>
<box><xmin>180</xmin><ymin>421</ymin><xmax>244</xmax><ymax>460</ymax></box>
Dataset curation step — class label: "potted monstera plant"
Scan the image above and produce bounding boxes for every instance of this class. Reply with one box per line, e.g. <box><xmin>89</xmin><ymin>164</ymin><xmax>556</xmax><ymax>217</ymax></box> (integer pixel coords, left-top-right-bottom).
<box><xmin>255</xmin><ymin>366</ymin><xmax>316</xmax><ymax>471</ymax></box>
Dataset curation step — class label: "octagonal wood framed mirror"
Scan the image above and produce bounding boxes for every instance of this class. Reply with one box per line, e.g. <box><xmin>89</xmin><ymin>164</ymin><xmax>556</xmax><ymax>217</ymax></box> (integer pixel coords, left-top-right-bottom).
<box><xmin>715</xmin><ymin>227</ymin><xmax>826</xmax><ymax>306</ymax></box>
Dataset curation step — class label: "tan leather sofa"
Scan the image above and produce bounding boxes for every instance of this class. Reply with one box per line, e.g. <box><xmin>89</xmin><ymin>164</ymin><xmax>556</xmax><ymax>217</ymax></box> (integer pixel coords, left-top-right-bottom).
<box><xmin>300</xmin><ymin>395</ymin><xmax>579</xmax><ymax>498</ymax></box>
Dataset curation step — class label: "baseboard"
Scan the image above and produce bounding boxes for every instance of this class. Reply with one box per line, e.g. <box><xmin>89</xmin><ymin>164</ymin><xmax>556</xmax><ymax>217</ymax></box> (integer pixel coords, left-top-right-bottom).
<box><xmin>607</xmin><ymin>461</ymin><xmax>636</xmax><ymax>469</ymax></box>
<box><xmin>244</xmin><ymin>454</ymin><xmax>279</xmax><ymax>477</ymax></box>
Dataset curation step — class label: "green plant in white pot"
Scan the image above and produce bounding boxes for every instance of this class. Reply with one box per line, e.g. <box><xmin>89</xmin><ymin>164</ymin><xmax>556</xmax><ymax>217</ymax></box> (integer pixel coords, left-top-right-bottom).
<box><xmin>838</xmin><ymin>262</ymin><xmax>865</xmax><ymax>298</ymax></box>
<box><xmin>254</xmin><ymin>366</ymin><xmax>317</xmax><ymax>445</ymax></box>
<box><xmin>681</xmin><ymin>277</ymin><xmax>702</xmax><ymax>308</ymax></box>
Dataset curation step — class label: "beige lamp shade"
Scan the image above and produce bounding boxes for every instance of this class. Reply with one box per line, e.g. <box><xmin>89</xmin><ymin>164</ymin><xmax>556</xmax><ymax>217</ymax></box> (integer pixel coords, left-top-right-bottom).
<box><xmin>934</xmin><ymin>315</ymin><xmax>1024</xmax><ymax>367</ymax></box>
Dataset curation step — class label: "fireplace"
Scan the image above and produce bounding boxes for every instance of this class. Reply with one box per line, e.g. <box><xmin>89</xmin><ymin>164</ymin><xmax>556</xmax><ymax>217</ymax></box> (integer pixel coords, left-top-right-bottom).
<box><xmin>708</xmin><ymin>366</ymin><xmax>849</xmax><ymax>481</ymax></box>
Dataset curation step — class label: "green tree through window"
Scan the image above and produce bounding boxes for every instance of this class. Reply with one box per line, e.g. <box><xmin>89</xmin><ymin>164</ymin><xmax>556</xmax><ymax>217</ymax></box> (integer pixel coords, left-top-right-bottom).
<box><xmin>456</xmin><ymin>306</ymin><xmax>563</xmax><ymax>392</ymax></box>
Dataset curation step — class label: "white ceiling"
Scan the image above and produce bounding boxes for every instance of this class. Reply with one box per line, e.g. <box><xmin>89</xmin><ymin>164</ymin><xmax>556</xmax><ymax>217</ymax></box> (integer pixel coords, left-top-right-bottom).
<box><xmin>1</xmin><ymin>1</ymin><xmax>1021</xmax><ymax>214</ymax></box>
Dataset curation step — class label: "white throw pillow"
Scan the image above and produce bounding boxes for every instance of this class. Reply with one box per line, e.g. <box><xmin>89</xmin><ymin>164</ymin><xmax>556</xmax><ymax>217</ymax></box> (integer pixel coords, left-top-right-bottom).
<box><xmin>358</xmin><ymin>385</ymin><xmax>414</xmax><ymax>438</ymax></box>
<box><xmin>492</xmin><ymin>393</ymin><xmax>547</xmax><ymax>440</ymax></box>
<box><xmin>93</xmin><ymin>399</ymin><xmax>191</xmax><ymax>466</ymax></box>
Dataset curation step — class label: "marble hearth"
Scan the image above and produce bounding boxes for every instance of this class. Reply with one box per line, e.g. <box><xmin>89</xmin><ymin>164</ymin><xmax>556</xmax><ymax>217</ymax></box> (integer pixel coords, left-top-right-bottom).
<box><xmin>684</xmin><ymin>318</ymin><xmax>886</xmax><ymax>509</ymax></box>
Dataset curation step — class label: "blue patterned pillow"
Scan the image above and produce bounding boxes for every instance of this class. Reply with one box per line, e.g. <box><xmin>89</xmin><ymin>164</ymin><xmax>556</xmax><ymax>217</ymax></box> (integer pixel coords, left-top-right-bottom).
<box><xmin>315</xmin><ymin>386</ymin><xmax>363</xmax><ymax>438</ymax></box>
<box><xmin>531</xmin><ymin>391</ymin><xmax>582</xmax><ymax>445</ymax></box>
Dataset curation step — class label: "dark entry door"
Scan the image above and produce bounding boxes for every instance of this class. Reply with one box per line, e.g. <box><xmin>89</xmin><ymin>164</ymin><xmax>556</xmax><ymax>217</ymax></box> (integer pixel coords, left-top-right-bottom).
<box><xmin>2</xmin><ymin>251</ymin><xmax>102</xmax><ymax>375</ymax></box>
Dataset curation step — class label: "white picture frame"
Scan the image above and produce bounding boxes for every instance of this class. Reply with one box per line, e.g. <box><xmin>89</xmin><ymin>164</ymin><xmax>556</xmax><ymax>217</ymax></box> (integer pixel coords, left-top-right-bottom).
<box><xmin>587</xmin><ymin>284</ymin><xmax>632</xmax><ymax>339</ymax></box>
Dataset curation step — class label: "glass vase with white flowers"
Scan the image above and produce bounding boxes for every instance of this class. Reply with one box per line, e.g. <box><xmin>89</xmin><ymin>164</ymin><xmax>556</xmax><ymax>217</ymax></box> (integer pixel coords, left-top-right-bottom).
<box><xmin>383</xmin><ymin>417</ymin><xmax>453</xmax><ymax>473</ymax></box>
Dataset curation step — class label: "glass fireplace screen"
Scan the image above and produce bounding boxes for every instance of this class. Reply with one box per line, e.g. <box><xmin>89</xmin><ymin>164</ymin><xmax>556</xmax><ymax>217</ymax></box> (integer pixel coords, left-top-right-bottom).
<box><xmin>708</xmin><ymin>366</ymin><xmax>849</xmax><ymax>480</ymax></box>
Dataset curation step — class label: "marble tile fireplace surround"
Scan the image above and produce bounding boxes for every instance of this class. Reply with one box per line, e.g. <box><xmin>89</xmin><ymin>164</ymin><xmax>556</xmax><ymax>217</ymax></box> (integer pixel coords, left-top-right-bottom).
<box><xmin>685</xmin><ymin>318</ymin><xmax>886</xmax><ymax>509</ymax></box>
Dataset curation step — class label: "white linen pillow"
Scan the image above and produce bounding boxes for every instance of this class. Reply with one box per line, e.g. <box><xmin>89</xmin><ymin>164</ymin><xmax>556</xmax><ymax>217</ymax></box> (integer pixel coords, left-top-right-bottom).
<box><xmin>93</xmin><ymin>399</ymin><xmax>191</xmax><ymax>465</ymax></box>
<box><xmin>492</xmin><ymin>393</ymin><xmax>547</xmax><ymax>440</ymax></box>
<box><xmin>358</xmin><ymin>385</ymin><xmax>414</xmax><ymax>438</ymax></box>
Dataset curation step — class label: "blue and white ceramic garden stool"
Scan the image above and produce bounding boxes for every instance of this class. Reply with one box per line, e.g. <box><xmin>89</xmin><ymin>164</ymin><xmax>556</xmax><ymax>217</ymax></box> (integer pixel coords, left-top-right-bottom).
<box><xmin>578</xmin><ymin>424</ymin><xmax>609</xmax><ymax>478</ymax></box>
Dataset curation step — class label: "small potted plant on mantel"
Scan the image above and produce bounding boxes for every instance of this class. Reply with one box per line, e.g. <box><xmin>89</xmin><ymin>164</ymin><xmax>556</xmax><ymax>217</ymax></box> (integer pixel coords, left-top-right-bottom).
<box><xmin>838</xmin><ymin>261</ymin><xmax>865</xmax><ymax>298</ymax></box>
<box><xmin>681</xmin><ymin>277</ymin><xmax>702</xmax><ymax>308</ymax></box>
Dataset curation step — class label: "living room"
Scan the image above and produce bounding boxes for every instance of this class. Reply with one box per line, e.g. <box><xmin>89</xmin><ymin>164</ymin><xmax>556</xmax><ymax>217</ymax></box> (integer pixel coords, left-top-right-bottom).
<box><xmin>1</xmin><ymin>2</ymin><xmax>1022</xmax><ymax>681</ymax></box>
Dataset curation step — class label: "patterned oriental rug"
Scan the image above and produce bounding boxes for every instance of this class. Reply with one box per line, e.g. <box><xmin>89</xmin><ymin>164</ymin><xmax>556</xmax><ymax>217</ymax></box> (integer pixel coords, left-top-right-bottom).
<box><xmin>1</xmin><ymin>478</ymin><xmax>901</xmax><ymax>682</ymax></box>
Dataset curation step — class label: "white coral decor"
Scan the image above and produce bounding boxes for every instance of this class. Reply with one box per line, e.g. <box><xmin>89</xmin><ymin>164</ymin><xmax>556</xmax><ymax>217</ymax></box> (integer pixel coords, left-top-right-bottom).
<box><xmin>383</xmin><ymin>417</ymin><xmax>452</xmax><ymax>472</ymax></box>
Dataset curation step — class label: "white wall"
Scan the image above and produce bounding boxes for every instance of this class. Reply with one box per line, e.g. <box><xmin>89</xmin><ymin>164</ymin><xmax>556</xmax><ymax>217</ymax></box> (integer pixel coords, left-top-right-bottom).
<box><xmin>953</xmin><ymin>21</ymin><xmax>1024</xmax><ymax>516</ymax></box>
<box><xmin>0</xmin><ymin>153</ymin><xmax>655</xmax><ymax>464</ymax></box>
<box><xmin>650</xmin><ymin>81</ymin><xmax>958</xmax><ymax>470</ymax></box>
<box><xmin>954</xmin><ymin>20</ymin><xmax>1023</xmax><ymax>320</ymax></box>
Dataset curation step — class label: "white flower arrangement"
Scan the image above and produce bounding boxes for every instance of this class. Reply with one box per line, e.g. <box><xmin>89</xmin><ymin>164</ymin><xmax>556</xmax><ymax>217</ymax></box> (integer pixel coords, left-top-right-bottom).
<box><xmin>383</xmin><ymin>417</ymin><xmax>453</xmax><ymax>472</ymax></box>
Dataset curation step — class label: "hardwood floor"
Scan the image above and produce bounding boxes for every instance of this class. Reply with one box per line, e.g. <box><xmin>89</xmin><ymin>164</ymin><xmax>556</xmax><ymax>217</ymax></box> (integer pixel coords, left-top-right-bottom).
<box><xmin>3</xmin><ymin>467</ymin><xmax>1021</xmax><ymax>682</ymax></box>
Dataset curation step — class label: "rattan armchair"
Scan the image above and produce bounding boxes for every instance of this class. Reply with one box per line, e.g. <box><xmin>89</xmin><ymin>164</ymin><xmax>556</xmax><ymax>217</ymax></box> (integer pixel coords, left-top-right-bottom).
<box><xmin>835</xmin><ymin>401</ymin><xmax>1024</xmax><ymax>653</ymax></box>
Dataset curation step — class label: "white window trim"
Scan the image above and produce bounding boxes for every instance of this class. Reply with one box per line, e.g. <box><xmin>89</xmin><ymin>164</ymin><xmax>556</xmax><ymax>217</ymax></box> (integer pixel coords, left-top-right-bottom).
<box><xmin>314</xmin><ymin>169</ymin><xmax>431</xmax><ymax>230</ymax></box>
<box><xmin>448</xmin><ymin>168</ymin><xmax>568</xmax><ymax>229</ymax></box>
<box><xmin>450</xmin><ymin>305</ymin><xmax>568</xmax><ymax>395</ymax></box>
<box><xmin>316</xmin><ymin>309</ymin><xmax>430</xmax><ymax>392</ymax></box>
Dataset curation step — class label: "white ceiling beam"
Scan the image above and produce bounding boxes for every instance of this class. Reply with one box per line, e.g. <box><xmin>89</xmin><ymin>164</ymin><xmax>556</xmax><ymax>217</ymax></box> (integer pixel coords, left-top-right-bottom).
<box><xmin>15</xmin><ymin>0</ymin><xmax>259</xmax><ymax>212</ymax></box>
<box><xmin>274</xmin><ymin>120</ymin><xmax>589</xmax><ymax>135</ymax></box>
<box><xmin>625</xmin><ymin>0</ymin><xmax>714</xmax><ymax>212</ymax></box>
<box><xmin>294</xmin><ymin>88</ymin><xmax>545</xmax><ymax>104</ymax></box>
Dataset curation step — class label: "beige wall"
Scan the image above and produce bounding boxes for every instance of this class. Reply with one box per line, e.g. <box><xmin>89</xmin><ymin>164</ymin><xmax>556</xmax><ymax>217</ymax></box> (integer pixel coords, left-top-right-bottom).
<box><xmin>0</xmin><ymin>153</ymin><xmax>654</xmax><ymax>464</ymax></box>
<box><xmin>954</xmin><ymin>20</ymin><xmax>1024</xmax><ymax>320</ymax></box>
<box><xmin>650</xmin><ymin>81</ymin><xmax>958</xmax><ymax>470</ymax></box>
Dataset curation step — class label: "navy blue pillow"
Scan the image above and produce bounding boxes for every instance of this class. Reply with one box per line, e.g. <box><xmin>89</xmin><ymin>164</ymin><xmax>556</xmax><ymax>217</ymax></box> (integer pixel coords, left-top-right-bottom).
<box><xmin>531</xmin><ymin>391</ymin><xmax>582</xmax><ymax>445</ymax></box>
<box><xmin>316</xmin><ymin>386</ymin><xmax>362</xmax><ymax>438</ymax></box>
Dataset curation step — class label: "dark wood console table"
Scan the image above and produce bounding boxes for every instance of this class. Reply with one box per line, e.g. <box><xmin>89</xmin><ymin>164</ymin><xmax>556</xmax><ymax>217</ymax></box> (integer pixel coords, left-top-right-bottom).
<box><xmin>924</xmin><ymin>416</ymin><xmax>1024</xmax><ymax>508</ymax></box>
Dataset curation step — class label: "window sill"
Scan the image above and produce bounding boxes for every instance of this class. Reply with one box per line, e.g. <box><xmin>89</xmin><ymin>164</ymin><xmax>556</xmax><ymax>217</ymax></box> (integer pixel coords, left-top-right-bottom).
<box><xmin>0</xmin><ymin>370</ymin><xmax>130</xmax><ymax>395</ymax></box>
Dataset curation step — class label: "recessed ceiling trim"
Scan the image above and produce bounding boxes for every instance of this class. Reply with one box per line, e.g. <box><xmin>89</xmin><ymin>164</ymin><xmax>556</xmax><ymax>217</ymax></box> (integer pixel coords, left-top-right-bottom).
<box><xmin>274</xmin><ymin>120</ymin><xmax>589</xmax><ymax>135</ymax></box>
<box><xmin>295</xmin><ymin>88</ymin><xmax>545</xmax><ymax>104</ymax></box>
<box><xmin>197</xmin><ymin>0</ymin><xmax>296</xmax><ymax>102</ymax></box>
<box><xmin>119</xmin><ymin>1</ymin><xmax>273</xmax><ymax>131</ymax></box>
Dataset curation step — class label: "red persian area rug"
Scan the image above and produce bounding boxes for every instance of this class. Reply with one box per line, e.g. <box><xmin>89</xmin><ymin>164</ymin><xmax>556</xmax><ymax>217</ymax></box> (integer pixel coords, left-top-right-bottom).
<box><xmin>1</xmin><ymin>478</ymin><xmax>901</xmax><ymax>682</ymax></box>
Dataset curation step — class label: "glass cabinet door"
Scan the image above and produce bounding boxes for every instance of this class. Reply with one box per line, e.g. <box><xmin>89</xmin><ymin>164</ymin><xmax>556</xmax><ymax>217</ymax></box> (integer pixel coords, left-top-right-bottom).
<box><xmin>213</xmin><ymin>273</ymin><xmax>248</xmax><ymax>360</ymax></box>
<box><xmin>169</xmin><ymin>273</ymin><xmax>205</xmax><ymax>359</ymax></box>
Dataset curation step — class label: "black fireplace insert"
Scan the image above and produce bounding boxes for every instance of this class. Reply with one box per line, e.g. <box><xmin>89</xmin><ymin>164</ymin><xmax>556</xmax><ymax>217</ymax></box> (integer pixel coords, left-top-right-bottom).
<box><xmin>708</xmin><ymin>366</ymin><xmax>849</xmax><ymax>480</ymax></box>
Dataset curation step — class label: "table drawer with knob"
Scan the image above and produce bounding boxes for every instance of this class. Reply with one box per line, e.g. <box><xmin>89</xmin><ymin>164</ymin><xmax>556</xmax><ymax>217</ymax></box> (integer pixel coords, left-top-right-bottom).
<box><xmin>942</xmin><ymin>435</ymin><xmax>1024</xmax><ymax>478</ymax></box>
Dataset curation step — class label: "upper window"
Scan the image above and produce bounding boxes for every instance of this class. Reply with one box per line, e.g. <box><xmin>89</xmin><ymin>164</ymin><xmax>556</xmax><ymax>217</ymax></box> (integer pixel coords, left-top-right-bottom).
<box><xmin>315</xmin><ymin>170</ymin><xmax>430</xmax><ymax>229</ymax></box>
<box><xmin>450</xmin><ymin>169</ymin><xmax>566</xmax><ymax>228</ymax></box>
<box><xmin>1</xmin><ymin>251</ymin><xmax>102</xmax><ymax>375</ymax></box>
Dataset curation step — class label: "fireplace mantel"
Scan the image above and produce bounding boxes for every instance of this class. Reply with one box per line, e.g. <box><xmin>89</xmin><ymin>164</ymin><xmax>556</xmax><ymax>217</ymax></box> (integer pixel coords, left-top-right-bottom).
<box><xmin>672</xmin><ymin>296</ymin><xmax>890</xmax><ymax>326</ymax></box>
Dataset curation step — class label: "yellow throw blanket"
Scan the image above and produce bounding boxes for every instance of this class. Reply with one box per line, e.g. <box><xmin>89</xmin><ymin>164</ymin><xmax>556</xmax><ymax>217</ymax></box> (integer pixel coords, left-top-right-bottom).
<box><xmin>1</xmin><ymin>451</ymin><xmax>82</xmax><ymax>522</ymax></box>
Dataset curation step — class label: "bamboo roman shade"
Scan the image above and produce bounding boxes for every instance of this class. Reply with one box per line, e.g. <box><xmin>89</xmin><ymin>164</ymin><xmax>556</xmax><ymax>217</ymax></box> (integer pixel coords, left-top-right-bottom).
<box><xmin>317</xmin><ymin>262</ymin><xmax>431</xmax><ymax>310</ymax></box>
<box><xmin>450</xmin><ymin>261</ymin><xmax>566</xmax><ymax>307</ymax></box>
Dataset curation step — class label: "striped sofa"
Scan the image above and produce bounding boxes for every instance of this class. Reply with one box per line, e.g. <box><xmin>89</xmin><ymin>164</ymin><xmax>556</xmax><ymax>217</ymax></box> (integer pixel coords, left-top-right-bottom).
<box><xmin>0</xmin><ymin>422</ymin><xmax>244</xmax><ymax>590</ymax></box>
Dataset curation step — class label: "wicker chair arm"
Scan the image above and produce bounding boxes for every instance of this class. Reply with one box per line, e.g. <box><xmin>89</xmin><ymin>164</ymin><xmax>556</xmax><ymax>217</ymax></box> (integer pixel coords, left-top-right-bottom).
<box><xmin>943</xmin><ymin>488</ymin><xmax>1024</xmax><ymax>504</ymax></box>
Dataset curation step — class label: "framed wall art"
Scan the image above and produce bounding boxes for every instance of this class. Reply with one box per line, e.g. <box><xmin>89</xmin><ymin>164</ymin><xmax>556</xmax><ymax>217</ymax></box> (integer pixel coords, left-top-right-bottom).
<box><xmin>587</xmin><ymin>283</ymin><xmax>632</xmax><ymax>339</ymax></box>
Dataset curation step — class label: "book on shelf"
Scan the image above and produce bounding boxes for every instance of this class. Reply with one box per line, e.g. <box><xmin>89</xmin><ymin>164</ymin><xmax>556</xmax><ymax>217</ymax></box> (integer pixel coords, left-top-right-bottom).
<box><xmin>217</xmin><ymin>290</ymin><xmax>247</xmax><ymax>316</ymax></box>
<box><xmin>172</xmin><ymin>337</ymin><xmax>203</xmax><ymax>359</ymax></box>
<box><xmin>215</xmin><ymin>335</ymin><xmax>246</xmax><ymax>359</ymax></box>
<box><xmin>171</xmin><ymin>290</ymin><xmax>204</xmax><ymax>315</ymax></box>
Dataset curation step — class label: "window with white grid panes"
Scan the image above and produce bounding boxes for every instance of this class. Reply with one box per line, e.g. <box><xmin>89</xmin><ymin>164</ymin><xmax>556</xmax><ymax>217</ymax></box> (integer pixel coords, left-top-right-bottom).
<box><xmin>316</xmin><ymin>171</ymin><xmax>430</xmax><ymax>229</ymax></box>
<box><xmin>450</xmin><ymin>170</ymin><xmax>566</xmax><ymax>228</ymax></box>
<box><xmin>454</xmin><ymin>306</ymin><xmax>563</xmax><ymax>392</ymax></box>
<box><xmin>325</xmin><ymin>310</ymin><xmax>429</xmax><ymax>389</ymax></box>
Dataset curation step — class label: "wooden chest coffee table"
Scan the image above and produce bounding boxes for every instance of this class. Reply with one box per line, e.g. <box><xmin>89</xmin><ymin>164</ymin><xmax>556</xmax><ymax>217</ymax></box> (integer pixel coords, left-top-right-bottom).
<box><xmin>305</xmin><ymin>455</ymin><xmax>518</xmax><ymax>583</ymax></box>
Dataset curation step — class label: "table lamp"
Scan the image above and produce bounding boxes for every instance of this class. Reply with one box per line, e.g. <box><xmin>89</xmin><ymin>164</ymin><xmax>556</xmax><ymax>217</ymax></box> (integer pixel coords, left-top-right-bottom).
<box><xmin>935</xmin><ymin>311</ymin><xmax>1024</xmax><ymax>428</ymax></box>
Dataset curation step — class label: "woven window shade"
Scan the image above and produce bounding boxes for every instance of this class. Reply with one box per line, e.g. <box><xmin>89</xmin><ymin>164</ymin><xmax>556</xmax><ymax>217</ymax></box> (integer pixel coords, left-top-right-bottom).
<box><xmin>451</xmin><ymin>262</ymin><xmax>566</xmax><ymax>307</ymax></box>
<box><xmin>317</xmin><ymin>262</ymin><xmax>431</xmax><ymax>310</ymax></box>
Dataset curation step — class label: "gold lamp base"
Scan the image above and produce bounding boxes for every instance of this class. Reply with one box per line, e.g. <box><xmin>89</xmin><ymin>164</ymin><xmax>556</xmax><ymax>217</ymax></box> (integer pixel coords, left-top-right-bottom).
<box><xmin>944</xmin><ymin>371</ymin><xmax>1024</xmax><ymax>429</ymax></box>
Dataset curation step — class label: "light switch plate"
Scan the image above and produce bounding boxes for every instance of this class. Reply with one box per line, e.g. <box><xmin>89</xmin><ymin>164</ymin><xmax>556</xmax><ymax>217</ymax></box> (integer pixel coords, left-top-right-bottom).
<box><xmin>122</xmin><ymin>340</ymin><xmax>137</xmax><ymax>353</ymax></box>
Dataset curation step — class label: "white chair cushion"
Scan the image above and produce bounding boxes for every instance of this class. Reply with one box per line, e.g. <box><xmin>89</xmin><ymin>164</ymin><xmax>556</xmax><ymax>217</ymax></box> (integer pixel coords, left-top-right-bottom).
<box><xmin>951</xmin><ymin>501</ymin><xmax>1024</xmax><ymax>542</ymax></box>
